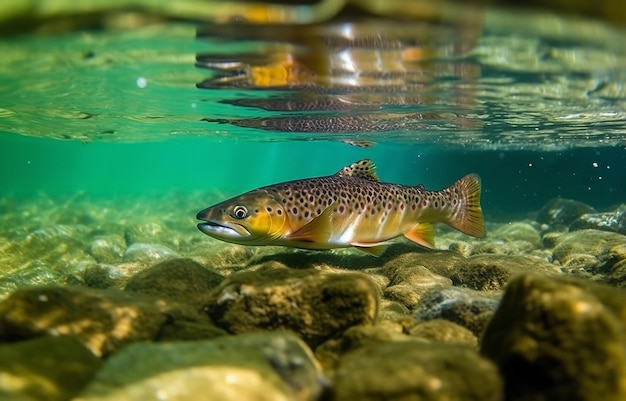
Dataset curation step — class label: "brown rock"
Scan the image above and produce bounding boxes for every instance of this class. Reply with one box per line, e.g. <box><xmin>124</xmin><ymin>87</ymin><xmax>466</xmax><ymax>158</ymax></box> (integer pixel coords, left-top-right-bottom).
<box><xmin>333</xmin><ymin>341</ymin><xmax>502</xmax><ymax>401</ymax></box>
<box><xmin>75</xmin><ymin>332</ymin><xmax>325</xmax><ymax>401</ymax></box>
<box><xmin>0</xmin><ymin>336</ymin><xmax>101</xmax><ymax>401</ymax></box>
<box><xmin>408</xmin><ymin>319</ymin><xmax>478</xmax><ymax>347</ymax></box>
<box><xmin>125</xmin><ymin>258</ymin><xmax>224</xmax><ymax>306</ymax></box>
<box><xmin>0</xmin><ymin>285</ymin><xmax>222</xmax><ymax>356</ymax></box>
<box><xmin>552</xmin><ymin>229</ymin><xmax>626</xmax><ymax>273</ymax></box>
<box><xmin>382</xmin><ymin>249</ymin><xmax>467</xmax><ymax>278</ymax></box>
<box><xmin>481</xmin><ymin>273</ymin><xmax>626</xmax><ymax>401</ymax></box>
<box><xmin>414</xmin><ymin>287</ymin><xmax>500</xmax><ymax>337</ymax></box>
<box><xmin>205</xmin><ymin>266</ymin><xmax>379</xmax><ymax>347</ymax></box>
<box><xmin>451</xmin><ymin>254</ymin><xmax>560</xmax><ymax>291</ymax></box>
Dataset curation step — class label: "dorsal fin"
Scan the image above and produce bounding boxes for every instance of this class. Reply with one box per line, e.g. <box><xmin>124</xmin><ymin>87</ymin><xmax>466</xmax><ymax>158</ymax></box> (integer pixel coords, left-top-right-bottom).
<box><xmin>335</xmin><ymin>159</ymin><xmax>379</xmax><ymax>181</ymax></box>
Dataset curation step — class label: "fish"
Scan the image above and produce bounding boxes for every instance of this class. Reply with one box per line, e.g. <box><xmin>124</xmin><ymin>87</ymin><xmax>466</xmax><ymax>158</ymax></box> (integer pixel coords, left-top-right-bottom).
<box><xmin>196</xmin><ymin>159</ymin><xmax>485</xmax><ymax>256</ymax></box>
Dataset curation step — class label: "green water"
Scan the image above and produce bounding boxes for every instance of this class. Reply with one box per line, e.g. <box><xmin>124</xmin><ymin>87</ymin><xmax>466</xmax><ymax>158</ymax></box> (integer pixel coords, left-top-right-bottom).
<box><xmin>0</xmin><ymin>12</ymin><xmax>625</xmax><ymax>219</ymax></box>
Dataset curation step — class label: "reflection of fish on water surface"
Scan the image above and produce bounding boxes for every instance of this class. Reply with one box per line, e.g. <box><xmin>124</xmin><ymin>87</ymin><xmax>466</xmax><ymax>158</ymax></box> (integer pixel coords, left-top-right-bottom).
<box><xmin>201</xmin><ymin>111</ymin><xmax>461</xmax><ymax>147</ymax></box>
<box><xmin>196</xmin><ymin>159</ymin><xmax>485</xmax><ymax>256</ymax></box>
<box><xmin>202</xmin><ymin>112</ymin><xmax>428</xmax><ymax>133</ymax></box>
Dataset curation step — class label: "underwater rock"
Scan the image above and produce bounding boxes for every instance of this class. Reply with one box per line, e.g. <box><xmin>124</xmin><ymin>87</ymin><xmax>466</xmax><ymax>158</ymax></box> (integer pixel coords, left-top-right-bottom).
<box><xmin>187</xmin><ymin>241</ymin><xmax>257</xmax><ymax>273</ymax></box>
<box><xmin>481</xmin><ymin>273</ymin><xmax>626</xmax><ymax>401</ymax></box>
<box><xmin>605</xmin><ymin>259</ymin><xmax>626</xmax><ymax>288</ymax></box>
<box><xmin>83</xmin><ymin>261</ymin><xmax>148</xmax><ymax>289</ymax></box>
<box><xmin>0</xmin><ymin>285</ymin><xmax>209</xmax><ymax>356</ymax></box>
<box><xmin>122</xmin><ymin>242</ymin><xmax>179</xmax><ymax>263</ymax></box>
<box><xmin>336</xmin><ymin>324</ymin><xmax>420</xmax><ymax>350</ymax></box>
<box><xmin>491</xmin><ymin>222</ymin><xmax>542</xmax><ymax>247</ymax></box>
<box><xmin>333</xmin><ymin>341</ymin><xmax>502</xmax><ymax>401</ymax></box>
<box><xmin>382</xmin><ymin>264</ymin><xmax>452</xmax><ymax>309</ymax></box>
<box><xmin>569</xmin><ymin>208</ymin><xmax>626</xmax><ymax>235</ymax></box>
<box><xmin>446</xmin><ymin>240</ymin><xmax>474</xmax><ymax>258</ymax></box>
<box><xmin>551</xmin><ymin>229</ymin><xmax>626</xmax><ymax>274</ymax></box>
<box><xmin>123</xmin><ymin>221</ymin><xmax>172</xmax><ymax>246</ymax></box>
<box><xmin>451</xmin><ymin>254</ymin><xmax>560</xmax><ymax>291</ymax></box>
<box><xmin>87</xmin><ymin>234</ymin><xmax>126</xmax><ymax>263</ymax></box>
<box><xmin>407</xmin><ymin>319</ymin><xmax>478</xmax><ymax>347</ymax></box>
<box><xmin>0</xmin><ymin>336</ymin><xmax>101</xmax><ymax>401</ymax></box>
<box><xmin>536</xmin><ymin>198</ymin><xmax>596</xmax><ymax>230</ymax></box>
<box><xmin>125</xmin><ymin>258</ymin><xmax>224</xmax><ymax>306</ymax></box>
<box><xmin>469</xmin><ymin>239</ymin><xmax>537</xmax><ymax>256</ymax></box>
<box><xmin>413</xmin><ymin>287</ymin><xmax>500</xmax><ymax>337</ymax></box>
<box><xmin>0</xmin><ymin>261</ymin><xmax>66</xmax><ymax>300</ymax></box>
<box><xmin>75</xmin><ymin>332</ymin><xmax>325</xmax><ymax>401</ymax></box>
<box><xmin>204</xmin><ymin>265</ymin><xmax>379</xmax><ymax>347</ymax></box>
<box><xmin>314</xmin><ymin>323</ymin><xmax>421</xmax><ymax>372</ymax></box>
<box><xmin>381</xmin><ymin>249</ymin><xmax>467</xmax><ymax>278</ymax></box>
<box><xmin>378</xmin><ymin>299</ymin><xmax>411</xmax><ymax>320</ymax></box>
<box><xmin>361</xmin><ymin>267</ymin><xmax>391</xmax><ymax>293</ymax></box>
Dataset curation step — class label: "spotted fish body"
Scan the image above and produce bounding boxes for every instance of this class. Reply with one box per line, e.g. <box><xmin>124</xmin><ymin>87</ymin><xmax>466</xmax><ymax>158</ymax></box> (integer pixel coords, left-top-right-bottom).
<box><xmin>196</xmin><ymin>159</ymin><xmax>485</xmax><ymax>256</ymax></box>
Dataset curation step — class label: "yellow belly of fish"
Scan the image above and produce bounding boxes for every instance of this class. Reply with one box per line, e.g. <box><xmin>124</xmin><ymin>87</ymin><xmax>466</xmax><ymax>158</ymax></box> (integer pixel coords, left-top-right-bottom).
<box><xmin>328</xmin><ymin>209</ymin><xmax>412</xmax><ymax>246</ymax></box>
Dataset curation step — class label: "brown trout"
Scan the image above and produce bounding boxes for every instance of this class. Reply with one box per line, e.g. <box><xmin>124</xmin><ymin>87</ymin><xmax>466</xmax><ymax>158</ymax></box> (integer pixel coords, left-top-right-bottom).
<box><xmin>196</xmin><ymin>159</ymin><xmax>485</xmax><ymax>256</ymax></box>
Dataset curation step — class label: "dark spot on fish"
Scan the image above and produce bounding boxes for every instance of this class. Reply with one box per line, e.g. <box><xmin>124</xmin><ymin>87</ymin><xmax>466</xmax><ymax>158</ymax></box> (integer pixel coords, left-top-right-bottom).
<box><xmin>254</xmin><ymin>209</ymin><xmax>259</xmax><ymax>213</ymax></box>
<box><xmin>339</xmin><ymin>205</ymin><xmax>345</xmax><ymax>214</ymax></box>
<box><xmin>267</xmin><ymin>207</ymin><xmax>272</xmax><ymax>212</ymax></box>
<box><xmin>277</xmin><ymin>210</ymin><xmax>282</xmax><ymax>215</ymax></box>
<box><xmin>304</xmin><ymin>211</ymin><xmax>310</xmax><ymax>218</ymax></box>
<box><xmin>292</xmin><ymin>207</ymin><xmax>298</xmax><ymax>215</ymax></box>
<box><xmin>434</xmin><ymin>201</ymin><xmax>438</xmax><ymax>208</ymax></box>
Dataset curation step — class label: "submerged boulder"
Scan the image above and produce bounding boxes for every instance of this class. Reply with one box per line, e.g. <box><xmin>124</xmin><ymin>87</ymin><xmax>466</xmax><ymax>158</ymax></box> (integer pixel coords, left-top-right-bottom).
<box><xmin>536</xmin><ymin>198</ymin><xmax>596</xmax><ymax>230</ymax></box>
<box><xmin>333</xmin><ymin>341</ymin><xmax>502</xmax><ymax>401</ymax></box>
<box><xmin>75</xmin><ymin>332</ymin><xmax>326</xmax><ymax>401</ymax></box>
<box><xmin>0</xmin><ymin>284</ymin><xmax>221</xmax><ymax>356</ymax></box>
<box><xmin>414</xmin><ymin>287</ymin><xmax>501</xmax><ymax>337</ymax></box>
<box><xmin>0</xmin><ymin>336</ymin><xmax>101</xmax><ymax>401</ymax></box>
<box><xmin>451</xmin><ymin>254</ymin><xmax>559</xmax><ymax>291</ymax></box>
<box><xmin>124</xmin><ymin>258</ymin><xmax>224</xmax><ymax>306</ymax></box>
<box><xmin>204</xmin><ymin>265</ymin><xmax>379</xmax><ymax>347</ymax></box>
<box><xmin>481</xmin><ymin>273</ymin><xmax>626</xmax><ymax>401</ymax></box>
<box><xmin>569</xmin><ymin>207</ymin><xmax>626</xmax><ymax>235</ymax></box>
<box><xmin>551</xmin><ymin>229</ymin><xmax>626</xmax><ymax>274</ymax></box>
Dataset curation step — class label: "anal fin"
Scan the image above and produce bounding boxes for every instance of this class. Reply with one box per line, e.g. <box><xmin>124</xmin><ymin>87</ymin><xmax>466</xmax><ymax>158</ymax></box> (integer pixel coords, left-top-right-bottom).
<box><xmin>353</xmin><ymin>244</ymin><xmax>388</xmax><ymax>257</ymax></box>
<box><xmin>404</xmin><ymin>223</ymin><xmax>435</xmax><ymax>248</ymax></box>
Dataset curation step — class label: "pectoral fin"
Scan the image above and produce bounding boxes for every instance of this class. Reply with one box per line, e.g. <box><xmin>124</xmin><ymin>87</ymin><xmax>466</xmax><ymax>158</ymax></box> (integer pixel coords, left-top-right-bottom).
<box><xmin>404</xmin><ymin>223</ymin><xmax>435</xmax><ymax>248</ymax></box>
<box><xmin>286</xmin><ymin>204</ymin><xmax>334</xmax><ymax>243</ymax></box>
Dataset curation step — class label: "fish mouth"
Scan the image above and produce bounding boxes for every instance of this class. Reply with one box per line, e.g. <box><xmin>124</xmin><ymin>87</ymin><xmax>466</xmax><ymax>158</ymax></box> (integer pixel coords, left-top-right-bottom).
<box><xmin>197</xmin><ymin>220</ymin><xmax>251</xmax><ymax>238</ymax></box>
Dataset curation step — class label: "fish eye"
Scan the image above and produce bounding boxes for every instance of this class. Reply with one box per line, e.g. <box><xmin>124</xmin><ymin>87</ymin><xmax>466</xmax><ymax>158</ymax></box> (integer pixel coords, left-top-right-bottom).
<box><xmin>232</xmin><ymin>205</ymin><xmax>248</xmax><ymax>219</ymax></box>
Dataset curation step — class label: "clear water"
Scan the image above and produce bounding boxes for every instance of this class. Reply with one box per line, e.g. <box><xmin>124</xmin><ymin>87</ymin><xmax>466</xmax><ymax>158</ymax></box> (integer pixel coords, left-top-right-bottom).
<box><xmin>1</xmin><ymin>9</ymin><xmax>625</xmax><ymax>221</ymax></box>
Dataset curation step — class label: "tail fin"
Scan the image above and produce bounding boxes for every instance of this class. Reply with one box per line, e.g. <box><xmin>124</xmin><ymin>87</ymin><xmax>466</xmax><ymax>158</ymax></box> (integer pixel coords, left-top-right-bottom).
<box><xmin>449</xmin><ymin>174</ymin><xmax>485</xmax><ymax>238</ymax></box>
